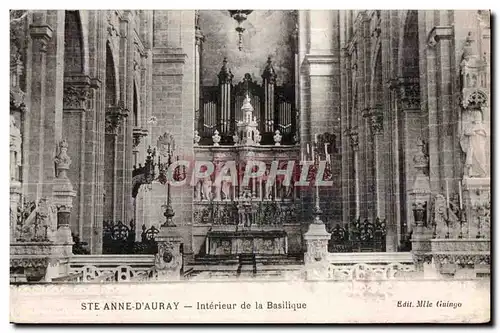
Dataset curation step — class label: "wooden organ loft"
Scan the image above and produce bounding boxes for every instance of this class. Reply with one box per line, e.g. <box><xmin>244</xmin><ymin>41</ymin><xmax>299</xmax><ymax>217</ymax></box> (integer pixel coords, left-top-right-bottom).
<box><xmin>196</xmin><ymin>57</ymin><xmax>297</xmax><ymax>146</ymax></box>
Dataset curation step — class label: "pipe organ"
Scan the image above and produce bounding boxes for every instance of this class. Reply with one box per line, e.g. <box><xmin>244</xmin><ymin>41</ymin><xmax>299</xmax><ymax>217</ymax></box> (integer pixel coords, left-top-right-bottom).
<box><xmin>198</xmin><ymin>57</ymin><xmax>296</xmax><ymax>146</ymax></box>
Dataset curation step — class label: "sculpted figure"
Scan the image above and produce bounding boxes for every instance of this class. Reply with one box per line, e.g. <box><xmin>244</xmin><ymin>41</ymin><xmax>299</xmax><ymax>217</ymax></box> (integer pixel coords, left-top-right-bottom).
<box><xmin>201</xmin><ymin>177</ymin><xmax>212</xmax><ymax>201</ymax></box>
<box><xmin>460</xmin><ymin>110</ymin><xmax>488</xmax><ymax>178</ymax></box>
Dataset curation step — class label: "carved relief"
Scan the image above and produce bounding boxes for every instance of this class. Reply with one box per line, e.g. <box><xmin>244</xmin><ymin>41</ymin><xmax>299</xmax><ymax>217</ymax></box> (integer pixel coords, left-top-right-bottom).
<box><xmin>390</xmin><ymin>77</ymin><xmax>421</xmax><ymax>111</ymax></box>
<box><xmin>345</xmin><ymin>126</ymin><xmax>359</xmax><ymax>151</ymax></box>
<box><xmin>14</xmin><ymin>198</ymin><xmax>57</xmax><ymax>242</ymax></box>
<box><xmin>155</xmin><ymin>239</ymin><xmax>182</xmax><ymax>273</ymax></box>
<box><xmin>105</xmin><ymin>101</ymin><xmax>129</xmax><ymax>134</ymax></box>
<box><xmin>63</xmin><ymin>85</ymin><xmax>91</xmax><ymax>110</ymax></box>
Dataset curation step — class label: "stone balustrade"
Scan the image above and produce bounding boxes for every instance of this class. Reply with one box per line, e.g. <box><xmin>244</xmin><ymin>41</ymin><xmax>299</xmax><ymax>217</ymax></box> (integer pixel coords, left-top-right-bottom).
<box><xmin>69</xmin><ymin>254</ymin><xmax>156</xmax><ymax>282</ymax></box>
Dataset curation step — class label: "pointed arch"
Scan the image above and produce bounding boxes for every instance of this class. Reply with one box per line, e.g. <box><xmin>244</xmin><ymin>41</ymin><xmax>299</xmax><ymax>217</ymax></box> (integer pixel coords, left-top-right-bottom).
<box><xmin>64</xmin><ymin>10</ymin><xmax>89</xmax><ymax>75</ymax></box>
<box><xmin>398</xmin><ymin>10</ymin><xmax>420</xmax><ymax>78</ymax></box>
<box><xmin>105</xmin><ymin>42</ymin><xmax>119</xmax><ymax>107</ymax></box>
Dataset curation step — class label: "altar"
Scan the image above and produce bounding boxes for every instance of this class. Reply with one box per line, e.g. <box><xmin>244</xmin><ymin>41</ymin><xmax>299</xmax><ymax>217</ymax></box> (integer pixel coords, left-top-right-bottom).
<box><xmin>206</xmin><ymin>229</ymin><xmax>287</xmax><ymax>255</ymax></box>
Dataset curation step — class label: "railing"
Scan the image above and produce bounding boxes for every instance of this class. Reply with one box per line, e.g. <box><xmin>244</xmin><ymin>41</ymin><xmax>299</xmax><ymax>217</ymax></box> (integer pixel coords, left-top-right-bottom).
<box><xmin>326</xmin><ymin>252</ymin><xmax>416</xmax><ymax>281</ymax></box>
<box><xmin>328</xmin><ymin>218</ymin><xmax>387</xmax><ymax>253</ymax></box>
<box><xmin>69</xmin><ymin>254</ymin><xmax>156</xmax><ymax>282</ymax></box>
<box><xmin>102</xmin><ymin>220</ymin><xmax>159</xmax><ymax>255</ymax></box>
<box><xmin>51</xmin><ymin>272</ymin><xmax>84</xmax><ymax>283</ymax></box>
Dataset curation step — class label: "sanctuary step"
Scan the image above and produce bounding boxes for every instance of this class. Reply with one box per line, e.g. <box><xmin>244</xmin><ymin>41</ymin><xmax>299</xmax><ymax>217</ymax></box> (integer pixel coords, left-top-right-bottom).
<box><xmin>184</xmin><ymin>253</ymin><xmax>304</xmax><ymax>280</ymax></box>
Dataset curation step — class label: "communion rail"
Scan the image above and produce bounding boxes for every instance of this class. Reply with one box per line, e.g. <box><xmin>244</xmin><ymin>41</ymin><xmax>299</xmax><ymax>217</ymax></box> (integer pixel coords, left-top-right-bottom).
<box><xmin>68</xmin><ymin>255</ymin><xmax>156</xmax><ymax>283</ymax></box>
<box><xmin>326</xmin><ymin>252</ymin><xmax>417</xmax><ymax>281</ymax></box>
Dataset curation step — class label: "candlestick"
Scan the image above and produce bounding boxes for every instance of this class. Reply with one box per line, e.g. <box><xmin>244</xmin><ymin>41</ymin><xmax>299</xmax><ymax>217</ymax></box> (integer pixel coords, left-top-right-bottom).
<box><xmin>458</xmin><ymin>181</ymin><xmax>463</xmax><ymax>210</ymax></box>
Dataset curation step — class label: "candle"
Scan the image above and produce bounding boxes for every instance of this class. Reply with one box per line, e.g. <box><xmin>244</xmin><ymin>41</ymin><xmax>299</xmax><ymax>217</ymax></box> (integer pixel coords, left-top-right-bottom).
<box><xmin>458</xmin><ymin>181</ymin><xmax>463</xmax><ymax>210</ymax></box>
<box><xmin>301</xmin><ymin>151</ymin><xmax>304</xmax><ymax>162</ymax></box>
<box><xmin>324</xmin><ymin>143</ymin><xmax>329</xmax><ymax>157</ymax></box>
<box><xmin>314</xmin><ymin>133</ymin><xmax>319</xmax><ymax>143</ymax></box>
<box><xmin>307</xmin><ymin>144</ymin><xmax>310</xmax><ymax>155</ymax></box>
<box><xmin>445</xmin><ymin>180</ymin><xmax>450</xmax><ymax>207</ymax></box>
<box><xmin>253</xmin><ymin>176</ymin><xmax>256</xmax><ymax>197</ymax></box>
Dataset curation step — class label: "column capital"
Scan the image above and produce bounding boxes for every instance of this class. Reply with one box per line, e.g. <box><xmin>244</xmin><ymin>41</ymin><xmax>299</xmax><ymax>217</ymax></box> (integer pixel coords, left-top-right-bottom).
<box><xmin>29</xmin><ymin>24</ymin><xmax>53</xmax><ymax>40</ymax></box>
<box><xmin>63</xmin><ymin>75</ymin><xmax>92</xmax><ymax>111</ymax></box>
<box><xmin>29</xmin><ymin>24</ymin><xmax>53</xmax><ymax>53</ymax></box>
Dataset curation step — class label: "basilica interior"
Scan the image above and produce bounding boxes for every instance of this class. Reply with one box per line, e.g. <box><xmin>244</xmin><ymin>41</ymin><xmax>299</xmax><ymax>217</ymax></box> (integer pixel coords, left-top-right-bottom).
<box><xmin>10</xmin><ymin>10</ymin><xmax>490</xmax><ymax>281</ymax></box>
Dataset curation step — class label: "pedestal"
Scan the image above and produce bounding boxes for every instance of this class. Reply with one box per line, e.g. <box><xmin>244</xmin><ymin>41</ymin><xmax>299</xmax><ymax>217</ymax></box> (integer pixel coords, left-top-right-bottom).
<box><xmin>303</xmin><ymin>222</ymin><xmax>331</xmax><ymax>280</ymax></box>
<box><xmin>462</xmin><ymin>177</ymin><xmax>490</xmax><ymax>238</ymax></box>
<box><xmin>155</xmin><ymin>226</ymin><xmax>183</xmax><ymax>281</ymax></box>
<box><xmin>463</xmin><ymin>177</ymin><xmax>490</xmax><ymax>206</ymax></box>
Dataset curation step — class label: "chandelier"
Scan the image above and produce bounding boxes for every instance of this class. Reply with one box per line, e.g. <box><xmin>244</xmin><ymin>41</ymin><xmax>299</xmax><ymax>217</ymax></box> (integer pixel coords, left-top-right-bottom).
<box><xmin>228</xmin><ymin>10</ymin><xmax>253</xmax><ymax>51</ymax></box>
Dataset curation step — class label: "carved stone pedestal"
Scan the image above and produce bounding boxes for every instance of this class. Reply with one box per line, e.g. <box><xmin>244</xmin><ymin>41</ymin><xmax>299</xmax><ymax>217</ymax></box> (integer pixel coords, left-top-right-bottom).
<box><xmin>155</xmin><ymin>226</ymin><xmax>183</xmax><ymax>281</ymax></box>
<box><xmin>304</xmin><ymin>222</ymin><xmax>331</xmax><ymax>280</ymax></box>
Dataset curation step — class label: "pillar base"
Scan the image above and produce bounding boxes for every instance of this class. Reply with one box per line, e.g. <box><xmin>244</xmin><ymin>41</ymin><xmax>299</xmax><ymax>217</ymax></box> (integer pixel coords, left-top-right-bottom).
<box><xmin>304</xmin><ymin>222</ymin><xmax>331</xmax><ymax>280</ymax></box>
<box><xmin>154</xmin><ymin>226</ymin><xmax>183</xmax><ymax>281</ymax></box>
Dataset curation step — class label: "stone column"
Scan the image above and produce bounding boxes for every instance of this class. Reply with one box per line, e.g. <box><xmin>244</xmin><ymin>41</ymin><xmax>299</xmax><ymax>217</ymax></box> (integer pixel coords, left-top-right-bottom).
<box><xmin>347</xmin><ymin>129</ymin><xmax>360</xmax><ymax>218</ymax></box>
<box><xmin>194</xmin><ymin>11</ymin><xmax>204</xmax><ymax>135</ymax></box>
<box><xmin>370</xmin><ymin>112</ymin><xmax>385</xmax><ymax>218</ymax></box>
<box><xmin>381</xmin><ymin>11</ymin><xmax>400</xmax><ymax>253</ymax></box>
<box><xmin>304</xmin><ymin>10</ymin><xmax>342</xmax><ymax>223</ymax></box>
<box><xmin>62</xmin><ymin>75</ymin><xmax>91</xmax><ymax>242</ymax></box>
<box><xmin>25</xmin><ymin>14</ymin><xmax>54</xmax><ymax>200</ymax></box>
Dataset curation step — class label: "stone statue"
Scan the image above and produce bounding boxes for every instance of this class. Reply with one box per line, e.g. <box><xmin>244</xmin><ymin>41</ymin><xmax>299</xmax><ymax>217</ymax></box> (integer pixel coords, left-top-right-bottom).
<box><xmin>460</xmin><ymin>110</ymin><xmax>488</xmax><ymax>178</ymax></box>
<box><xmin>263</xmin><ymin>169</ymin><xmax>273</xmax><ymax>200</ymax></box>
<box><xmin>37</xmin><ymin>198</ymin><xmax>58</xmax><ymax>241</ymax></box>
<box><xmin>194</xmin><ymin>180</ymin><xmax>202</xmax><ymax>201</ymax></box>
<box><xmin>213</xmin><ymin>163</ymin><xmax>222</xmax><ymax>201</ymax></box>
<box><xmin>201</xmin><ymin>177</ymin><xmax>212</xmax><ymax>201</ymax></box>
<box><xmin>232</xmin><ymin>131</ymin><xmax>240</xmax><ymax>145</ymax></box>
<box><xmin>221</xmin><ymin>180</ymin><xmax>231</xmax><ymax>200</ymax></box>
<box><xmin>430</xmin><ymin>194</ymin><xmax>460</xmax><ymax>238</ymax></box>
